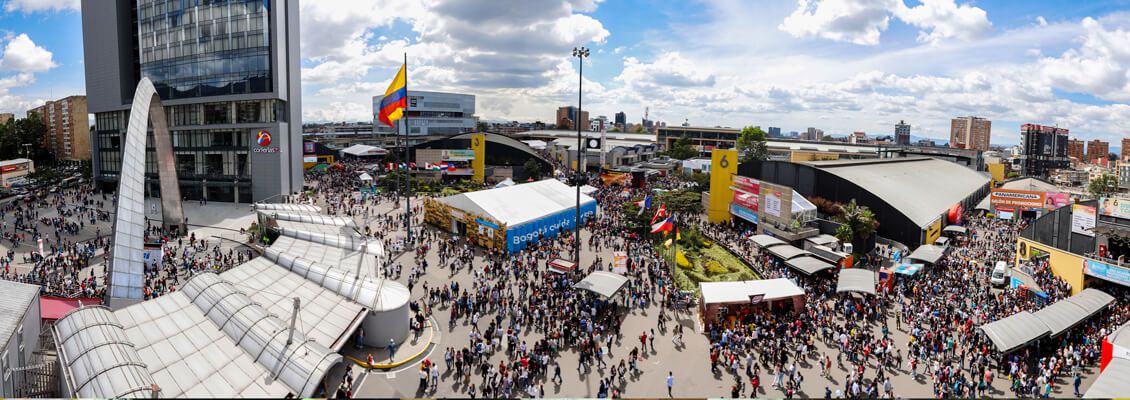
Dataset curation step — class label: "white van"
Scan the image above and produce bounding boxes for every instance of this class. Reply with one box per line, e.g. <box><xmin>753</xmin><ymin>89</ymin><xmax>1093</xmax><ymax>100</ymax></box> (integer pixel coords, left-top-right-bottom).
<box><xmin>990</xmin><ymin>261</ymin><xmax>1009</xmax><ymax>286</ymax></box>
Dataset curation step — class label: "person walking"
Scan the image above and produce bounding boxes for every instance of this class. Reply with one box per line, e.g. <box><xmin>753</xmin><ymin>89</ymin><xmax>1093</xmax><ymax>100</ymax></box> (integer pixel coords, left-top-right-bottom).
<box><xmin>666</xmin><ymin>371</ymin><xmax>674</xmax><ymax>397</ymax></box>
<box><xmin>388</xmin><ymin>338</ymin><xmax>397</xmax><ymax>363</ymax></box>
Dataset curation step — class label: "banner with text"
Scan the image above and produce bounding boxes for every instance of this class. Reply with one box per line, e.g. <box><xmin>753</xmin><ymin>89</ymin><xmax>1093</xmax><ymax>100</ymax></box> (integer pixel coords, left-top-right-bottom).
<box><xmin>1072</xmin><ymin>204</ymin><xmax>1097</xmax><ymax>237</ymax></box>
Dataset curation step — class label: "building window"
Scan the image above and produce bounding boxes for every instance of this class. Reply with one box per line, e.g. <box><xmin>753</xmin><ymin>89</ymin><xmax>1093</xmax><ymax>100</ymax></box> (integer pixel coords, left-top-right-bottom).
<box><xmin>236</xmin><ymin>101</ymin><xmax>262</xmax><ymax>123</ymax></box>
<box><xmin>202</xmin><ymin>103</ymin><xmax>231</xmax><ymax>124</ymax></box>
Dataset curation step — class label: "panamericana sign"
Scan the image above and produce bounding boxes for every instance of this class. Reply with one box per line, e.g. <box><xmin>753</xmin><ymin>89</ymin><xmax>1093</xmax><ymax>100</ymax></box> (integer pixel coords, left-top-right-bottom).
<box><xmin>989</xmin><ymin>188</ymin><xmax>1045</xmax><ymax>208</ymax></box>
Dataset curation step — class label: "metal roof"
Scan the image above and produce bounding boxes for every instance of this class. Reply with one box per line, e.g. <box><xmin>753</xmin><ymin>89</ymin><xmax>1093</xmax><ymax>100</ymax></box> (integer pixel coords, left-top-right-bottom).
<box><xmin>274</xmin><ymin>219</ymin><xmax>362</xmax><ymax>238</ymax></box>
<box><xmin>807</xmin><ymin>157</ymin><xmax>989</xmax><ymax>228</ymax></box>
<box><xmin>700</xmin><ymin>279</ymin><xmax>805</xmax><ymax>305</ymax></box>
<box><xmin>836</xmin><ymin>268</ymin><xmax>877</xmax><ymax>295</ymax></box>
<box><xmin>943</xmin><ymin>225</ymin><xmax>968</xmax><ymax>235</ymax></box>
<box><xmin>785</xmin><ymin>256</ymin><xmax>836</xmax><ymax>275</ymax></box>
<box><xmin>750</xmin><ymin>234</ymin><xmax>786</xmax><ymax>248</ymax></box>
<box><xmin>262</xmin><ymin>242</ymin><xmax>409</xmax><ymax>313</ymax></box>
<box><xmin>0</xmin><ymin>280</ymin><xmax>39</xmax><ymax>351</ymax></box>
<box><xmin>766</xmin><ymin>245</ymin><xmax>812</xmax><ymax>261</ymax></box>
<box><xmin>253</xmin><ymin>203</ymin><xmax>322</xmax><ymax>213</ymax></box>
<box><xmin>573</xmin><ymin>271</ymin><xmax>629</xmax><ymax>299</ymax></box>
<box><xmin>979</xmin><ymin>311</ymin><xmax>1050</xmax><ymax>353</ymax></box>
<box><xmin>1085</xmin><ymin>359</ymin><xmax>1130</xmax><ymax>398</ymax></box>
<box><xmin>907</xmin><ymin>244</ymin><xmax>946</xmax><ymax>264</ymax></box>
<box><xmin>269</xmin><ymin>235</ymin><xmax>382</xmax><ymax>278</ymax></box>
<box><xmin>1032</xmin><ymin>288</ymin><xmax>1114</xmax><ymax>337</ymax></box>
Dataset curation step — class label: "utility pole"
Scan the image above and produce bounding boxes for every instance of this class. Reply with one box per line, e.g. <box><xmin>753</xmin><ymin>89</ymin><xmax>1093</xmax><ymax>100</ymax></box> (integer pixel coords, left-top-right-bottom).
<box><xmin>572</xmin><ymin>46</ymin><xmax>589</xmax><ymax>264</ymax></box>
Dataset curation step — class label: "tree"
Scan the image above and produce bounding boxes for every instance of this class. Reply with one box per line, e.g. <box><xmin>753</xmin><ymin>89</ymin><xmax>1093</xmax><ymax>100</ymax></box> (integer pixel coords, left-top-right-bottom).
<box><xmin>833</xmin><ymin>199</ymin><xmax>878</xmax><ymax>254</ymax></box>
<box><xmin>686</xmin><ymin>172</ymin><xmax>710</xmax><ymax>191</ymax></box>
<box><xmin>1088</xmin><ymin>173</ymin><xmax>1119</xmax><ymax>198</ymax></box>
<box><xmin>609</xmin><ymin>127</ymin><xmax>622</xmax><ymax>132</ymax></box>
<box><xmin>632</xmin><ymin>125</ymin><xmax>646</xmax><ymax>134</ymax></box>
<box><xmin>476</xmin><ymin>121</ymin><xmax>490</xmax><ymax>132</ymax></box>
<box><xmin>523</xmin><ymin>159</ymin><xmax>543</xmax><ymax>180</ymax></box>
<box><xmin>737</xmin><ymin>126</ymin><xmax>769</xmax><ymax>162</ymax></box>
<box><xmin>658</xmin><ymin>189</ymin><xmax>704</xmax><ymax>214</ymax></box>
<box><xmin>820</xmin><ymin>136</ymin><xmax>836</xmax><ymax>142</ymax></box>
<box><xmin>663</xmin><ymin>137</ymin><xmax>698</xmax><ymax>160</ymax></box>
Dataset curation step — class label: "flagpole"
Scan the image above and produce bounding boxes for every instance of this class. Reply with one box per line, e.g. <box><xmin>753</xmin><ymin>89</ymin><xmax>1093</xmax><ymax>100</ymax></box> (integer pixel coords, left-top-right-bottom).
<box><xmin>403</xmin><ymin>52</ymin><xmax>413</xmax><ymax>246</ymax></box>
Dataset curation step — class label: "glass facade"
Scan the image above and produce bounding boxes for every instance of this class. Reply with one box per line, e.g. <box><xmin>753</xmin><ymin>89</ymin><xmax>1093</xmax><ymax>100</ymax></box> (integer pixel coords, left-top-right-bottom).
<box><xmin>137</xmin><ymin>0</ymin><xmax>272</xmax><ymax>100</ymax></box>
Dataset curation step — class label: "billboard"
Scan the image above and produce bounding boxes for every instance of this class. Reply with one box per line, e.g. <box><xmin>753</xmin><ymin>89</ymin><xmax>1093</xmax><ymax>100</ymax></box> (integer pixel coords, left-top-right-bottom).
<box><xmin>732</xmin><ymin>175</ymin><xmax>760</xmax><ymax>211</ymax></box>
<box><xmin>303</xmin><ymin>142</ymin><xmax>315</xmax><ymax>154</ymax></box>
<box><xmin>1084</xmin><ymin>259</ymin><xmax>1130</xmax><ymax>287</ymax></box>
<box><xmin>732</xmin><ymin>175</ymin><xmax>760</xmax><ymax>194</ymax></box>
<box><xmin>1099</xmin><ymin>197</ymin><xmax>1130</xmax><ymax>220</ymax></box>
<box><xmin>990</xmin><ymin>188</ymin><xmax>1046</xmax><ymax>208</ymax></box>
<box><xmin>613</xmin><ymin>251</ymin><xmax>628</xmax><ymax>274</ymax></box>
<box><xmin>1071</xmin><ymin>204</ymin><xmax>1096</xmax><ymax>237</ymax></box>
<box><xmin>1045</xmin><ymin>192</ymin><xmax>1070</xmax><ymax>209</ymax></box>
<box><xmin>441</xmin><ymin>149</ymin><xmax>476</xmax><ymax>161</ymax></box>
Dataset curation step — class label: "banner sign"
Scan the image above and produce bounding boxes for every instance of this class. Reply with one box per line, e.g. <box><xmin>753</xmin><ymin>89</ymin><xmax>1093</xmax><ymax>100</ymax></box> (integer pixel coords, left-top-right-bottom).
<box><xmin>600</xmin><ymin>172</ymin><xmax>632</xmax><ymax>186</ymax></box>
<box><xmin>142</xmin><ymin>244</ymin><xmax>163</xmax><ymax>271</ymax></box>
<box><xmin>1084</xmin><ymin>259</ymin><xmax>1130</xmax><ymax>287</ymax></box>
<box><xmin>1045</xmin><ymin>192</ymin><xmax>1070</xmax><ymax>209</ymax></box>
<box><xmin>442</xmin><ymin>149</ymin><xmax>476</xmax><ymax>161</ymax></box>
<box><xmin>1099</xmin><ymin>197</ymin><xmax>1130</xmax><ymax>220</ymax></box>
<box><xmin>732</xmin><ymin>175</ymin><xmax>760</xmax><ymax>194</ymax></box>
<box><xmin>1071</xmin><ymin>204</ymin><xmax>1096</xmax><ymax>237</ymax></box>
<box><xmin>990</xmin><ymin>188</ymin><xmax>1045</xmax><ymax>208</ymax></box>
<box><xmin>303</xmin><ymin>142</ymin><xmax>315</xmax><ymax>154</ymax></box>
<box><xmin>730</xmin><ymin>204</ymin><xmax>759</xmax><ymax>224</ymax></box>
<box><xmin>303</xmin><ymin>156</ymin><xmax>318</xmax><ymax>163</ymax></box>
<box><xmin>613</xmin><ymin>251</ymin><xmax>628</xmax><ymax>274</ymax></box>
<box><xmin>763</xmin><ymin>189</ymin><xmax>783</xmax><ymax>218</ymax></box>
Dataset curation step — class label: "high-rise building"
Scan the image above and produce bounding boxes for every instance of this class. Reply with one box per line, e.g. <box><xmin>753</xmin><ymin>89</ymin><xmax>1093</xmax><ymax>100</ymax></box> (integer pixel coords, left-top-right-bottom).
<box><xmin>1087</xmin><ymin>139</ymin><xmax>1110</xmax><ymax>163</ymax></box>
<box><xmin>768</xmin><ymin>127</ymin><xmax>781</xmax><ymax>137</ymax></box>
<box><xmin>27</xmin><ymin>95</ymin><xmax>91</xmax><ymax>160</ymax></box>
<box><xmin>82</xmin><ymin>0</ymin><xmax>302</xmax><ymax>203</ymax></box>
<box><xmin>589</xmin><ymin>115</ymin><xmax>608</xmax><ymax>132</ymax></box>
<box><xmin>949</xmin><ymin>116</ymin><xmax>991</xmax><ymax>151</ymax></box>
<box><xmin>614</xmin><ymin>112</ymin><xmax>626</xmax><ymax>129</ymax></box>
<box><xmin>1067</xmin><ymin>139</ymin><xmax>1085</xmax><ymax>163</ymax></box>
<box><xmin>371</xmin><ymin>90</ymin><xmax>475</xmax><ymax>138</ymax></box>
<box><xmin>0</xmin><ymin>113</ymin><xmax>12</xmax><ymax>124</ymax></box>
<box><xmin>1121</xmin><ymin>137</ymin><xmax>1130</xmax><ymax>161</ymax></box>
<box><xmin>803</xmin><ymin>127</ymin><xmax>824</xmax><ymax>141</ymax></box>
<box><xmin>1020</xmin><ymin>123</ymin><xmax>1069</xmax><ymax>177</ymax></box>
<box><xmin>895</xmin><ymin>120</ymin><xmax>911</xmax><ymax>145</ymax></box>
<box><xmin>555</xmin><ymin>106</ymin><xmax>589</xmax><ymax>131</ymax></box>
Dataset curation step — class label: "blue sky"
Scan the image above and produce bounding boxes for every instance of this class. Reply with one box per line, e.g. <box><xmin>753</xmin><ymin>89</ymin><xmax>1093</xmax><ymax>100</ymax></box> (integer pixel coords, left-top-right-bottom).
<box><xmin>3</xmin><ymin>0</ymin><xmax>1130</xmax><ymax>148</ymax></box>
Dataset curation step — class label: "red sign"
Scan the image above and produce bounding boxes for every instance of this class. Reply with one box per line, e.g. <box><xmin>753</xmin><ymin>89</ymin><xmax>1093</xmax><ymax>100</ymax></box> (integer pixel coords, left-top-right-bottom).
<box><xmin>0</xmin><ymin>165</ymin><xmax>19</xmax><ymax>173</ymax></box>
<box><xmin>732</xmin><ymin>175</ymin><xmax>760</xmax><ymax>211</ymax></box>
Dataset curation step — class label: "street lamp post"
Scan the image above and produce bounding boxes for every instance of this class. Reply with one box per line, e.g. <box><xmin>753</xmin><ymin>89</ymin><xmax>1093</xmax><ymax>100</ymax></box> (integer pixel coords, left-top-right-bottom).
<box><xmin>572</xmin><ymin>46</ymin><xmax>589</xmax><ymax>264</ymax></box>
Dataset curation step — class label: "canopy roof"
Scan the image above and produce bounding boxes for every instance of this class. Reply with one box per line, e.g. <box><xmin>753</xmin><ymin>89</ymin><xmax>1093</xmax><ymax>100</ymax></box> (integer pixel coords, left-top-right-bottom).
<box><xmin>979</xmin><ymin>311</ymin><xmax>1050</xmax><ymax>353</ymax></box>
<box><xmin>40</xmin><ymin>296</ymin><xmax>99</xmax><ymax>320</ymax></box>
<box><xmin>806</xmin><ymin>157</ymin><xmax>989</xmax><ymax>228</ymax></box>
<box><xmin>358</xmin><ymin>172</ymin><xmax>373</xmax><ymax>181</ymax></box>
<box><xmin>907</xmin><ymin>244</ymin><xmax>946</xmax><ymax>264</ymax></box>
<box><xmin>700</xmin><ymin>279</ymin><xmax>805</xmax><ymax>305</ymax></box>
<box><xmin>437</xmin><ymin>178</ymin><xmax>596</xmax><ymax>227</ymax></box>
<box><xmin>766</xmin><ymin>245</ymin><xmax>812</xmax><ymax>261</ymax></box>
<box><xmin>341</xmin><ymin>144</ymin><xmax>388</xmax><ymax>157</ymax></box>
<box><xmin>751</xmin><ymin>234</ymin><xmax>786</xmax><ymax>248</ymax></box>
<box><xmin>786</xmin><ymin>256</ymin><xmax>836</xmax><ymax>275</ymax></box>
<box><xmin>1032</xmin><ymin>288</ymin><xmax>1114</xmax><ymax>337</ymax></box>
<box><xmin>1085</xmin><ymin>358</ymin><xmax>1130</xmax><ymax>398</ymax></box>
<box><xmin>943</xmin><ymin>225</ymin><xmax>968</xmax><ymax>235</ymax></box>
<box><xmin>574</xmin><ymin>271</ymin><xmax>629</xmax><ymax>299</ymax></box>
<box><xmin>836</xmin><ymin>268</ymin><xmax>877</xmax><ymax>295</ymax></box>
<box><xmin>253</xmin><ymin>203</ymin><xmax>322</xmax><ymax>213</ymax></box>
<box><xmin>807</xmin><ymin>234</ymin><xmax>839</xmax><ymax>246</ymax></box>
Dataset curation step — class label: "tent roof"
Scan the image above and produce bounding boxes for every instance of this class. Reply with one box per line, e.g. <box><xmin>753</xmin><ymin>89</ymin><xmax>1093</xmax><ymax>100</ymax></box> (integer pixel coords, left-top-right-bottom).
<box><xmin>573</xmin><ymin>271</ymin><xmax>628</xmax><ymax>299</ymax></box>
<box><xmin>786</xmin><ymin>256</ymin><xmax>836</xmax><ymax>275</ymax></box>
<box><xmin>751</xmin><ymin>234</ymin><xmax>786</xmax><ymax>248</ymax></box>
<box><xmin>358</xmin><ymin>172</ymin><xmax>373</xmax><ymax>181</ymax></box>
<box><xmin>979</xmin><ymin>311</ymin><xmax>1049</xmax><ymax>353</ymax></box>
<box><xmin>253</xmin><ymin>203</ymin><xmax>321</xmax><ymax>213</ymax></box>
<box><xmin>943</xmin><ymin>225</ymin><xmax>968</xmax><ymax>235</ymax></box>
<box><xmin>40</xmin><ymin>296</ymin><xmax>100</xmax><ymax>320</ymax></box>
<box><xmin>805</xmin><ymin>157</ymin><xmax>989</xmax><ymax>228</ymax></box>
<box><xmin>1085</xmin><ymin>358</ymin><xmax>1130</xmax><ymax>398</ymax></box>
<box><xmin>836</xmin><ymin>268</ymin><xmax>877</xmax><ymax>295</ymax></box>
<box><xmin>766</xmin><ymin>245</ymin><xmax>812</xmax><ymax>261</ymax></box>
<box><xmin>907</xmin><ymin>244</ymin><xmax>946</xmax><ymax>264</ymax></box>
<box><xmin>699</xmin><ymin>279</ymin><xmax>805</xmax><ymax>305</ymax></box>
<box><xmin>341</xmin><ymin>144</ymin><xmax>387</xmax><ymax>156</ymax></box>
<box><xmin>1033</xmin><ymin>288</ymin><xmax>1114</xmax><ymax>337</ymax></box>
<box><xmin>437</xmin><ymin>179</ymin><xmax>596</xmax><ymax>227</ymax></box>
<box><xmin>1108</xmin><ymin>321</ymin><xmax>1130</xmax><ymax>349</ymax></box>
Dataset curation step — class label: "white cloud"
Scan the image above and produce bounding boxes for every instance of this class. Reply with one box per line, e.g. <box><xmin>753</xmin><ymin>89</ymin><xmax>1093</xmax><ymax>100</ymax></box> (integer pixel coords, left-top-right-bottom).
<box><xmin>779</xmin><ymin>0</ymin><xmax>894</xmax><ymax>45</ymax></box>
<box><xmin>1037</xmin><ymin>16</ymin><xmax>1048</xmax><ymax>27</ymax></box>
<box><xmin>0</xmin><ymin>34</ymin><xmax>57</xmax><ymax>73</ymax></box>
<box><xmin>779</xmin><ymin>0</ymin><xmax>990</xmax><ymax>45</ymax></box>
<box><xmin>895</xmin><ymin>0</ymin><xmax>992</xmax><ymax>44</ymax></box>
<box><xmin>1039</xmin><ymin>17</ymin><xmax>1130</xmax><ymax>102</ymax></box>
<box><xmin>3</xmin><ymin>0</ymin><xmax>78</xmax><ymax>13</ymax></box>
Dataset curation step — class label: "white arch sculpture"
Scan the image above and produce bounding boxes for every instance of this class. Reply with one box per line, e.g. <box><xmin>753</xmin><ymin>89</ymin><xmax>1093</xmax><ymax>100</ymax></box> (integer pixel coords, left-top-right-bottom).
<box><xmin>107</xmin><ymin>77</ymin><xmax>186</xmax><ymax>309</ymax></box>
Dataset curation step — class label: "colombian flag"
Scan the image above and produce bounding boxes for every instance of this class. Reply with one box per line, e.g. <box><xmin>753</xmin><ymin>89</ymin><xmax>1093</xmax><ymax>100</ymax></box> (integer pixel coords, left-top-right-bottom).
<box><xmin>378</xmin><ymin>63</ymin><xmax>408</xmax><ymax>127</ymax></box>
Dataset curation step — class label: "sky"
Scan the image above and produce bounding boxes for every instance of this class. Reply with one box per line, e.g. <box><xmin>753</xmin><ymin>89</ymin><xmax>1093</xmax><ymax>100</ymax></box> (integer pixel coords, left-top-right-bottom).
<box><xmin>2</xmin><ymin>0</ymin><xmax>1130</xmax><ymax>147</ymax></box>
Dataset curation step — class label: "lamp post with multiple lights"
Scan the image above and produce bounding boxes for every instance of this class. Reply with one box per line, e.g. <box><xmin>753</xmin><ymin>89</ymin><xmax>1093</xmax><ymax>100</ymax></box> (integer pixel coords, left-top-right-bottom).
<box><xmin>572</xmin><ymin>46</ymin><xmax>589</xmax><ymax>264</ymax></box>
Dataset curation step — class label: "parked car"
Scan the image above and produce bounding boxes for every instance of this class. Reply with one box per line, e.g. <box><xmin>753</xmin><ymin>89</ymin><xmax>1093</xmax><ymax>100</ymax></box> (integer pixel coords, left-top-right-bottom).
<box><xmin>990</xmin><ymin>261</ymin><xmax>1009</xmax><ymax>286</ymax></box>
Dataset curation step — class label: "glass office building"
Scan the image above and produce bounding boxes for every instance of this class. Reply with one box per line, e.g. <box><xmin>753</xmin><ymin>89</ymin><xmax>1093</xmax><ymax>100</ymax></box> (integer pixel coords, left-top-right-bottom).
<box><xmin>82</xmin><ymin>0</ymin><xmax>302</xmax><ymax>203</ymax></box>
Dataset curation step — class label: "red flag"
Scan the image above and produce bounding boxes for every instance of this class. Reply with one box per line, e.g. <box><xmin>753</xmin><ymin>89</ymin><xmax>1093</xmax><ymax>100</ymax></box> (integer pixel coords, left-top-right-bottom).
<box><xmin>651</xmin><ymin>204</ymin><xmax>667</xmax><ymax>224</ymax></box>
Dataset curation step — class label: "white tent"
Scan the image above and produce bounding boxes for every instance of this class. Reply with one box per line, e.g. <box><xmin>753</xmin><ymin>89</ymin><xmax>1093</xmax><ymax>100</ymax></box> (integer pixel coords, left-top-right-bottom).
<box><xmin>359</xmin><ymin>172</ymin><xmax>373</xmax><ymax>181</ymax></box>
<box><xmin>341</xmin><ymin>144</ymin><xmax>388</xmax><ymax>157</ymax></box>
<box><xmin>437</xmin><ymin>179</ymin><xmax>596</xmax><ymax>227</ymax></box>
